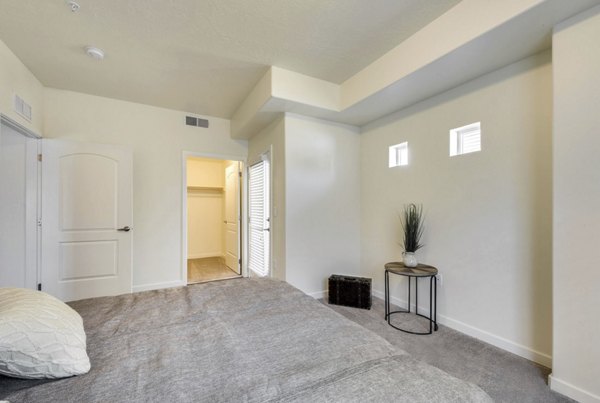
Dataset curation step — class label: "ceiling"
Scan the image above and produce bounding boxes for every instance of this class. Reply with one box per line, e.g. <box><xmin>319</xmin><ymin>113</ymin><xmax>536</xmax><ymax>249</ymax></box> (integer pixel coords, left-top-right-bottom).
<box><xmin>0</xmin><ymin>0</ymin><xmax>460</xmax><ymax>118</ymax></box>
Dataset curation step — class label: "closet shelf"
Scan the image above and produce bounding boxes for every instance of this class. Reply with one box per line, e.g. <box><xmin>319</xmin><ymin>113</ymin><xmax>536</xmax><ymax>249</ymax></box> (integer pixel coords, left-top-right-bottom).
<box><xmin>187</xmin><ymin>186</ymin><xmax>224</xmax><ymax>191</ymax></box>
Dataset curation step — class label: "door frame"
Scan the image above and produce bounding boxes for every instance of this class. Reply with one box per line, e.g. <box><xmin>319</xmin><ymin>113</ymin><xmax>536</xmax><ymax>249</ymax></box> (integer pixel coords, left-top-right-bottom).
<box><xmin>0</xmin><ymin>114</ymin><xmax>41</xmax><ymax>291</ymax></box>
<box><xmin>181</xmin><ymin>151</ymin><xmax>248</xmax><ymax>283</ymax></box>
<box><xmin>247</xmin><ymin>146</ymin><xmax>273</xmax><ymax>278</ymax></box>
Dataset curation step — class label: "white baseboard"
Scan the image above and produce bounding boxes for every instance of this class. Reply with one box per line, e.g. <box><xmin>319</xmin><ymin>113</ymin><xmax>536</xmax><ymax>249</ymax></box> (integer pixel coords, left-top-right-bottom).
<box><xmin>132</xmin><ymin>280</ymin><xmax>187</xmax><ymax>293</ymax></box>
<box><xmin>437</xmin><ymin>309</ymin><xmax>552</xmax><ymax>367</ymax></box>
<box><xmin>372</xmin><ymin>289</ymin><xmax>552</xmax><ymax>367</ymax></box>
<box><xmin>308</xmin><ymin>290</ymin><xmax>328</xmax><ymax>299</ymax></box>
<box><xmin>291</xmin><ymin>287</ymin><xmax>553</xmax><ymax>367</ymax></box>
<box><xmin>549</xmin><ymin>374</ymin><xmax>600</xmax><ymax>403</ymax></box>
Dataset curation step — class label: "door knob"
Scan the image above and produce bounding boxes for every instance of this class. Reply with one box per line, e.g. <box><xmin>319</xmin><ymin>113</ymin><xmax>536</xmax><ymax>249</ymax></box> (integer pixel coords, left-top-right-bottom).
<box><xmin>117</xmin><ymin>226</ymin><xmax>132</xmax><ymax>232</ymax></box>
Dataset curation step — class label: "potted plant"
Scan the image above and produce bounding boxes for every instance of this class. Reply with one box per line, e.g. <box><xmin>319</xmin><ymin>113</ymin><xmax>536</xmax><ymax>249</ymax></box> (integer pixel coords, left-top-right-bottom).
<box><xmin>401</xmin><ymin>203</ymin><xmax>424</xmax><ymax>267</ymax></box>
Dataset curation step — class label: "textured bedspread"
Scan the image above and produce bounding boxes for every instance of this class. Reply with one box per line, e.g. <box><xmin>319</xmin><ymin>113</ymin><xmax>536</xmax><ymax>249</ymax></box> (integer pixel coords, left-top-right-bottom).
<box><xmin>1</xmin><ymin>278</ymin><xmax>492</xmax><ymax>402</ymax></box>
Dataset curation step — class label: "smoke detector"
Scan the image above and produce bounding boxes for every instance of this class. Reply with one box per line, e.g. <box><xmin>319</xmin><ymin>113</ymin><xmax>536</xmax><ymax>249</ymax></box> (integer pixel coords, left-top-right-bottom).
<box><xmin>66</xmin><ymin>1</ymin><xmax>80</xmax><ymax>12</ymax></box>
<box><xmin>85</xmin><ymin>46</ymin><xmax>105</xmax><ymax>60</ymax></box>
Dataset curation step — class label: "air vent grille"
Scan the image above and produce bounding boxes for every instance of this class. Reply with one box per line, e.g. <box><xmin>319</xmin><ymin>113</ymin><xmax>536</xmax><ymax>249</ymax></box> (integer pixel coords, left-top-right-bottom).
<box><xmin>14</xmin><ymin>94</ymin><xmax>32</xmax><ymax>122</ymax></box>
<box><xmin>185</xmin><ymin>116</ymin><xmax>209</xmax><ymax>128</ymax></box>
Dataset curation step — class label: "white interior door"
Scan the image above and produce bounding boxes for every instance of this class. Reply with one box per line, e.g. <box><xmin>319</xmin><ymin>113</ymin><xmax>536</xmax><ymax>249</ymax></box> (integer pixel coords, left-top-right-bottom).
<box><xmin>224</xmin><ymin>162</ymin><xmax>240</xmax><ymax>273</ymax></box>
<box><xmin>0</xmin><ymin>121</ymin><xmax>38</xmax><ymax>289</ymax></box>
<box><xmin>41</xmin><ymin>139</ymin><xmax>133</xmax><ymax>301</ymax></box>
<box><xmin>248</xmin><ymin>155</ymin><xmax>270</xmax><ymax>277</ymax></box>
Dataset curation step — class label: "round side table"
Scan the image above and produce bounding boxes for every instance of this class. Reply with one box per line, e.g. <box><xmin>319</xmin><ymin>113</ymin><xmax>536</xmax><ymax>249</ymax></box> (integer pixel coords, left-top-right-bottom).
<box><xmin>384</xmin><ymin>262</ymin><xmax>438</xmax><ymax>335</ymax></box>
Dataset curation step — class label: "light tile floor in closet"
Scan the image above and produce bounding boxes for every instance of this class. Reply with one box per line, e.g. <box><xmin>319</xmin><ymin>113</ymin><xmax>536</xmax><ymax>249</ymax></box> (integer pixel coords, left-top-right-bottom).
<box><xmin>187</xmin><ymin>257</ymin><xmax>240</xmax><ymax>284</ymax></box>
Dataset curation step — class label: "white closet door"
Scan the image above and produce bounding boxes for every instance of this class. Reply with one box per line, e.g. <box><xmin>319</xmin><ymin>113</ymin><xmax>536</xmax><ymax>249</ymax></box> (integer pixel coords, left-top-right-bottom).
<box><xmin>248</xmin><ymin>156</ymin><xmax>270</xmax><ymax>277</ymax></box>
<box><xmin>0</xmin><ymin>122</ymin><xmax>38</xmax><ymax>289</ymax></box>
<box><xmin>224</xmin><ymin>162</ymin><xmax>240</xmax><ymax>273</ymax></box>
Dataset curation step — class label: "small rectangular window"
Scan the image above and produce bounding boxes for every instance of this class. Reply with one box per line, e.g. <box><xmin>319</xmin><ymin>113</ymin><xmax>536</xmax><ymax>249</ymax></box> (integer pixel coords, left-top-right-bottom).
<box><xmin>389</xmin><ymin>142</ymin><xmax>408</xmax><ymax>167</ymax></box>
<box><xmin>450</xmin><ymin>122</ymin><xmax>481</xmax><ymax>157</ymax></box>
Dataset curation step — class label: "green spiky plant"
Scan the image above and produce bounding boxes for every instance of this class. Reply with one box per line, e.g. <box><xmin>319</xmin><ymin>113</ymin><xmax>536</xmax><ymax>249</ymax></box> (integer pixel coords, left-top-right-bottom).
<box><xmin>401</xmin><ymin>203</ymin><xmax>424</xmax><ymax>253</ymax></box>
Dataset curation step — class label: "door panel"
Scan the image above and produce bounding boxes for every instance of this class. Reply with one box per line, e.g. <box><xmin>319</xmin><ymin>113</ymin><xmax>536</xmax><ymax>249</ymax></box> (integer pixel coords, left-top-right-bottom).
<box><xmin>59</xmin><ymin>240</ymin><xmax>118</xmax><ymax>280</ymax></box>
<box><xmin>42</xmin><ymin>140</ymin><xmax>132</xmax><ymax>301</ymax></box>
<box><xmin>224</xmin><ymin>162</ymin><xmax>240</xmax><ymax>273</ymax></box>
<box><xmin>60</xmin><ymin>154</ymin><xmax>117</xmax><ymax>230</ymax></box>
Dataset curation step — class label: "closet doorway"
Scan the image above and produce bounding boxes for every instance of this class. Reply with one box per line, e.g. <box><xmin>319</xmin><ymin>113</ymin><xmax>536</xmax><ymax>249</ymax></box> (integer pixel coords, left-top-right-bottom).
<box><xmin>183</xmin><ymin>155</ymin><xmax>243</xmax><ymax>284</ymax></box>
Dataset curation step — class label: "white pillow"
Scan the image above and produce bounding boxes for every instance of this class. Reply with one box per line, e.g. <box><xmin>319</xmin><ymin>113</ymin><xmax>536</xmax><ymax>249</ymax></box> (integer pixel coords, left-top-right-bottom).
<box><xmin>0</xmin><ymin>288</ymin><xmax>91</xmax><ymax>379</ymax></box>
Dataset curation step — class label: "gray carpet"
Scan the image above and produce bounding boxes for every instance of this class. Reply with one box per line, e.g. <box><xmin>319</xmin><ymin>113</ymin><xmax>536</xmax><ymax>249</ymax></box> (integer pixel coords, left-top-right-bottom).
<box><xmin>322</xmin><ymin>298</ymin><xmax>573</xmax><ymax>403</ymax></box>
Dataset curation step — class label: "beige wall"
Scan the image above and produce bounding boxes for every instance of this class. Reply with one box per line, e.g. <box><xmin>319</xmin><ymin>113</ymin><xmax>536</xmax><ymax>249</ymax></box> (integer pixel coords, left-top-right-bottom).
<box><xmin>248</xmin><ymin>117</ymin><xmax>286</xmax><ymax>281</ymax></box>
<box><xmin>187</xmin><ymin>190</ymin><xmax>224</xmax><ymax>258</ymax></box>
<box><xmin>551</xmin><ymin>6</ymin><xmax>600</xmax><ymax>402</ymax></box>
<box><xmin>187</xmin><ymin>158</ymin><xmax>225</xmax><ymax>259</ymax></box>
<box><xmin>43</xmin><ymin>88</ymin><xmax>247</xmax><ymax>291</ymax></box>
<box><xmin>0</xmin><ymin>39</ymin><xmax>44</xmax><ymax>134</ymax></box>
<box><xmin>285</xmin><ymin>114</ymin><xmax>361</xmax><ymax>296</ymax></box>
<box><xmin>187</xmin><ymin>157</ymin><xmax>225</xmax><ymax>188</ymax></box>
<box><xmin>360</xmin><ymin>51</ymin><xmax>553</xmax><ymax>365</ymax></box>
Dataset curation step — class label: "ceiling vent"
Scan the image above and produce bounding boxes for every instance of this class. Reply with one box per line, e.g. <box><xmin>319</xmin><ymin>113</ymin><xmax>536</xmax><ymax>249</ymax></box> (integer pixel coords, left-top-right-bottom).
<box><xmin>186</xmin><ymin>116</ymin><xmax>209</xmax><ymax>128</ymax></box>
<box><xmin>14</xmin><ymin>95</ymin><xmax>32</xmax><ymax>122</ymax></box>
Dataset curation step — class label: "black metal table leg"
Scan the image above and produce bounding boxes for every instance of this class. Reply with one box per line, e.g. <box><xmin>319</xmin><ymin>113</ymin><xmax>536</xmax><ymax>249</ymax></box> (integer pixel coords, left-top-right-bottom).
<box><xmin>415</xmin><ymin>277</ymin><xmax>418</xmax><ymax>315</ymax></box>
<box><xmin>383</xmin><ymin>263</ymin><xmax>439</xmax><ymax>335</ymax></box>
<box><xmin>407</xmin><ymin>276</ymin><xmax>411</xmax><ymax>313</ymax></box>
<box><xmin>385</xmin><ymin>270</ymin><xmax>389</xmax><ymax>321</ymax></box>
<box><xmin>429</xmin><ymin>276</ymin><xmax>433</xmax><ymax>334</ymax></box>
<box><xmin>434</xmin><ymin>274</ymin><xmax>438</xmax><ymax>331</ymax></box>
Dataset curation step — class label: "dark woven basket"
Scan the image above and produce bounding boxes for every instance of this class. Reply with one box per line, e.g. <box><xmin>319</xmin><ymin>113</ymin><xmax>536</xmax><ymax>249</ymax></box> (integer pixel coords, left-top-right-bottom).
<box><xmin>328</xmin><ymin>275</ymin><xmax>372</xmax><ymax>310</ymax></box>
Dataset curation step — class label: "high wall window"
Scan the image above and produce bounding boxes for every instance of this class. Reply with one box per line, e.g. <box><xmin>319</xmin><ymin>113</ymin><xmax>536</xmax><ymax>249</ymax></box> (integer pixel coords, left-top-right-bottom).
<box><xmin>389</xmin><ymin>142</ymin><xmax>408</xmax><ymax>167</ymax></box>
<box><xmin>450</xmin><ymin>122</ymin><xmax>481</xmax><ymax>157</ymax></box>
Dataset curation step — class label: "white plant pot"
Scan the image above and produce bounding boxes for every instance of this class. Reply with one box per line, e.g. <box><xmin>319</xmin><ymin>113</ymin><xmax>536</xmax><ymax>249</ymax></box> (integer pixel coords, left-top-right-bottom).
<box><xmin>403</xmin><ymin>252</ymin><xmax>418</xmax><ymax>267</ymax></box>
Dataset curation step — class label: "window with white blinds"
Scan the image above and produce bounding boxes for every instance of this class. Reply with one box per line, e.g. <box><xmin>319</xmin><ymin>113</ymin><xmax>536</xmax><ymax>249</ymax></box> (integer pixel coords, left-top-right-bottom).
<box><xmin>248</xmin><ymin>157</ymin><xmax>270</xmax><ymax>277</ymax></box>
<box><xmin>450</xmin><ymin>122</ymin><xmax>481</xmax><ymax>156</ymax></box>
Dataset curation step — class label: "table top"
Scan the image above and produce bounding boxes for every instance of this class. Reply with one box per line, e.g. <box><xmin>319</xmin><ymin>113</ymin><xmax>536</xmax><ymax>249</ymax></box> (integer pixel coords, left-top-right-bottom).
<box><xmin>384</xmin><ymin>262</ymin><xmax>438</xmax><ymax>276</ymax></box>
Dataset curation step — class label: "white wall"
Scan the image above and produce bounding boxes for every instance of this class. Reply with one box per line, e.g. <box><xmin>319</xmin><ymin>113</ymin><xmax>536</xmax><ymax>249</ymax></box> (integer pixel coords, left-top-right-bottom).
<box><xmin>360</xmin><ymin>51</ymin><xmax>553</xmax><ymax>365</ymax></box>
<box><xmin>43</xmin><ymin>88</ymin><xmax>247</xmax><ymax>291</ymax></box>
<box><xmin>0</xmin><ymin>39</ymin><xmax>43</xmax><ymax>134</ymax></box>
<box><xmin>285</xmin><ymin>114</ymin><xmax>361</xmax><ymax>296</ymax></box>
<box><xmin>248</xmin><ymin>117</ymin><xmax>286</xmax><ymax>281</ymax></box>
<box><xmin>551</xmin><ymin>6</ymin><xmax>600</xmax><ymax>402</ymax></box>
